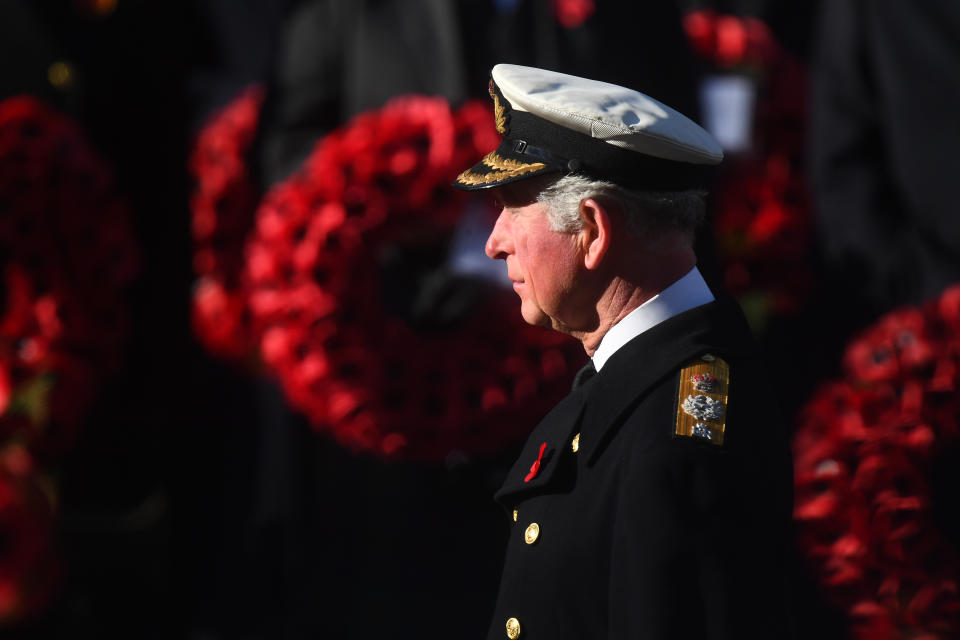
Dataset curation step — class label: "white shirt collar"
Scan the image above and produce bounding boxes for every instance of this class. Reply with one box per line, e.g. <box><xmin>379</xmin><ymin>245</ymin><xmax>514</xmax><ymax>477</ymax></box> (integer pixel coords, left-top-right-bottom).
<box><xmin>591</xmin><ymin>267</ymin><xmax>715</xmax><ymax>371</ymax></box>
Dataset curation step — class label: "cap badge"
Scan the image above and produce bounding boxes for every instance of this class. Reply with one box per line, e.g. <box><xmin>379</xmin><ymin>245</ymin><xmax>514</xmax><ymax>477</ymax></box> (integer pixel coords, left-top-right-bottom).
<box><xmin>489</xmin><ymin>80</ymin><xmax>508</xmax><ymax>135</ymax></box>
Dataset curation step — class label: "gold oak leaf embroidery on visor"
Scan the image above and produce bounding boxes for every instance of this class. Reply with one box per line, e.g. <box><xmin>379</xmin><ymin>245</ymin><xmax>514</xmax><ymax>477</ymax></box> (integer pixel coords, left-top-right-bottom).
<box><xmin>455</xmin><ymin>151</ymin><xmax>547</xmax><ymax>186</ymax></box>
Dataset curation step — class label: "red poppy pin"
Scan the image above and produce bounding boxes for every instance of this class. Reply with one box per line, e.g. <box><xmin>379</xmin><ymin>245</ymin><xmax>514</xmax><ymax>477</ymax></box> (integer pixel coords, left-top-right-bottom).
<box><xmin>524</xmin><ymin>442</ymin><xmax>549</xmax><ymax>482</ymax></box>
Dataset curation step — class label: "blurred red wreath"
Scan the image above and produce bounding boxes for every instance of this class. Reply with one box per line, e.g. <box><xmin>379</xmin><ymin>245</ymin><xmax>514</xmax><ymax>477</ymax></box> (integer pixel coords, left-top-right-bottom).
<box><xmin>0</xmin><ymin>95</ymin><xmax>137</xmax><ymax>455</ymax></box>
<box><xmin>551</xmin><ymin>0</ymin><xmax>595</xmax><ymax>28</ymax></box>
<box><xmin>683</xmin><ymin>11</ymin><xmax>813</xmax><ymax>323</ymax></box>
<box><xmin>246</xmin><ymin>95</ymin><xmax>582</xmax><ymax>461</ymax></box>
<box><xmin>683</xmin><ymin>9</ymin><xmax>778</xmax><ymax>68</ymax></box>
<box><xmin>0</xmin><ymin>96</ymin><xmax>138</xmax><ymax>622</ymax></box>
<box><xmin>189</xmin><ymin>86</ymin><xmax>266</xmax><ymax>360</ymax></box>
<box><xmin>794</xmin><ymin>285</ymin><xmax>960</xmax><ymax>639</ymax></box>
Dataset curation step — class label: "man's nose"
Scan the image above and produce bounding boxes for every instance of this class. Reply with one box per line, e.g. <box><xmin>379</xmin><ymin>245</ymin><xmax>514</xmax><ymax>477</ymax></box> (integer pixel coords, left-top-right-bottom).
<box><xmin>485</xmin><ymin>211</ymin><xmax>509</xmax><ymax>260</ymax></box>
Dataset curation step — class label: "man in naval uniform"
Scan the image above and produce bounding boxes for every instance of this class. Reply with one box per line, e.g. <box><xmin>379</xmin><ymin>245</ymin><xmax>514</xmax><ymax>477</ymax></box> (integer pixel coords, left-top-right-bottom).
<box><xmin>453</xmin><ymin>64</ymin><xmax>794</xmax><ymax>639</ymax></box>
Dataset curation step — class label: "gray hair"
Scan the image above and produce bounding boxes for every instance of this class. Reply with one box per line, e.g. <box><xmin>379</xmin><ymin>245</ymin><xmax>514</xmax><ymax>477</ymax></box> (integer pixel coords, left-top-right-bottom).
<box><xmin>535</xmin><ymin>174</ymin><xmax>706</xmax><ymax>239</ymax></box>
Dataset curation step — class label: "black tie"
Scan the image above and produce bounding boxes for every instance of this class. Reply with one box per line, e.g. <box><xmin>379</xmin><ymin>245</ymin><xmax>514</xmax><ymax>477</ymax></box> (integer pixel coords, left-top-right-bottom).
<box><xmin>571</xmin><ymin>360</ymin><xmax>597</xmax><ymax>390</ymax></box>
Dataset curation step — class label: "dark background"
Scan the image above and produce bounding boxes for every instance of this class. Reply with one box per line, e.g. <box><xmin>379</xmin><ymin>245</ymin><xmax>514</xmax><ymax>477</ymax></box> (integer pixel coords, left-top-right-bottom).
<box><xmin>5</xmin><ymin>0</ymin><xmax>958</xmax><ymax>638</ymax></box>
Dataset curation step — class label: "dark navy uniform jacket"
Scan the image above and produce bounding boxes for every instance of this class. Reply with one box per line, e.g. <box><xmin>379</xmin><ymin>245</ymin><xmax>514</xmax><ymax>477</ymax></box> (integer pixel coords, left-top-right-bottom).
<box><xmin>487</xmin><ymin>296</ymin><xmax>793</xmax><ymax>640</ymax></box>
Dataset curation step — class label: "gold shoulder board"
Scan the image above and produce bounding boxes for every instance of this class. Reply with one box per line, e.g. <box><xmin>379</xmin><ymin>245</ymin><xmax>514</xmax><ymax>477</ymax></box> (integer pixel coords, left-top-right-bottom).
<box><xmin>674</xmin><ymin>354</ymin><xmax>730</xmax><ymax>446</ymax></box>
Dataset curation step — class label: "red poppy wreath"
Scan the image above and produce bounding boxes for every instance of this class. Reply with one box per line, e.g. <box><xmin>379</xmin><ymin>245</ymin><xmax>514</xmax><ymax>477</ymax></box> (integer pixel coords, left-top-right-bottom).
<box><xmin>0</xmin><ymin>96</ymin><xmax>137</xmax><ymax>622</ymax></box>
<box><xmin>0</xmin><ymin>96</ymin><xmax>138</xmax><ymax>456</ymax></box>
<box><xmin>245</xmin><ymin>95</ymin><xmax>583</xmax><ymax>462</ymax></box>
<box><xmin>793</xmin><ymin>285</ymin><xmax>960</xmax><ymax>639</ymax></box>
<box><xmin>189</xmin><ymin>86</ymin><xmax>266</xmax><ymax>361</ymax></box>
<box><xmin>683</xmin><ymin>10</ymin><xmax>814</xmax><ymax>321</ymax></box>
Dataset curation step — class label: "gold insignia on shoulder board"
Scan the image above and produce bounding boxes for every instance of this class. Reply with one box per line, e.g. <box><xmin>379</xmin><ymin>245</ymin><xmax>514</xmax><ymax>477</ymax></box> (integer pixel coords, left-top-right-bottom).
<box><xmin>675</xmin><ymin>355</ymin><xmax>729</xmax><ymax>445</ymax></box>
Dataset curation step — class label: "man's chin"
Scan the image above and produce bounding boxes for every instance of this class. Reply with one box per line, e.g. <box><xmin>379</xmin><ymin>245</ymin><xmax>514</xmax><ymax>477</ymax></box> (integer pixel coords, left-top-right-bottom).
<box><xmin>519</xmin><ymin>305</ymin><xmax>553</xmax><ymax>330</ymax></box>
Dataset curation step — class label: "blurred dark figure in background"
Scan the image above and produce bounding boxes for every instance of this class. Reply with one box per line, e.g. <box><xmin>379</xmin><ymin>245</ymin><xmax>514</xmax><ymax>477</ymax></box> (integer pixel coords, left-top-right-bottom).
<box><xmin>256</xmin><ymin>0</ymin><xmax>699</xmax><ymax>185</ymax></box>
<box><xmin>811</xmin><ymin>0</ymin><xmax>960</xmax><ymax>320</ymax></box>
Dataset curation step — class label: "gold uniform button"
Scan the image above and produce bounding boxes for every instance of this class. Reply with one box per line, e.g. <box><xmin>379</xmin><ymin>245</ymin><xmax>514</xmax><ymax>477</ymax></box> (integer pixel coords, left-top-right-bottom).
<box><xmin>506</xmin><ymin>617</ymin><xmax>521</xmax><ymax>639</ymax></box>
<box><xmin>512</xmin><ymin>508</ymin><xmax>518</xmax><ymax>522</ymax></box>
<box><xmin>524</xmin><ymin>522</ymin><xmax>540</xmax><ymax>545</ymax></box>
<box><xmin>571</xmin><ymin>432</ymin><xmax>580</xmax><ymax>453</ymax></box>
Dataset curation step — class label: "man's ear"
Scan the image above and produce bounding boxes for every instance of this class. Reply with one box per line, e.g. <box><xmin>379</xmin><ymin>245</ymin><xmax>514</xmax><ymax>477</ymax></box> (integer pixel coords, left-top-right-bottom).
<box><xmin>577</xmin><ymin>198</ymin><xmax>612</xmax><ymax>270</ymax></box>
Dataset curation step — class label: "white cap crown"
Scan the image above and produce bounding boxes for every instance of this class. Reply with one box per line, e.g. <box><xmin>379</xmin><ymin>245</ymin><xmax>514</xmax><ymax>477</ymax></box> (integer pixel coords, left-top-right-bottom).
<box><xmin>492</xmin><ymin>64</ymin><xmax>722</xmax><ymax>164</ymax></box>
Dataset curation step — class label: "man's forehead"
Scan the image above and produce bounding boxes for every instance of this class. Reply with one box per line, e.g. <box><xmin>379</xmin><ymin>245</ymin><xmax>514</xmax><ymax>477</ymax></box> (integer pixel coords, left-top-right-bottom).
<box><xmin>493</xmin><ymin>175</ymin><xmax>554</xmax><ymax>207</ymax></box>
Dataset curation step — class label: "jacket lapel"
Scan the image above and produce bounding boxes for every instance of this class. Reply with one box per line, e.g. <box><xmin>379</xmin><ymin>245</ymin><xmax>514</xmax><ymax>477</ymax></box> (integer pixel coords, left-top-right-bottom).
<box><xmin>493</xmin><ymin>381</ymin><xmax>591</xmax><ymax>508</ymax></box>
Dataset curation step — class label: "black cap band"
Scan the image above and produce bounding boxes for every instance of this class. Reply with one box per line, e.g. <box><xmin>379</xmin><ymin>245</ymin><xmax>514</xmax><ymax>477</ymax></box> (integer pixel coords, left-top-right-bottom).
<box><xmin>500</xmin><ymin>110</ymin><xmax>713</xmax><ymax>190</ymax></box>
